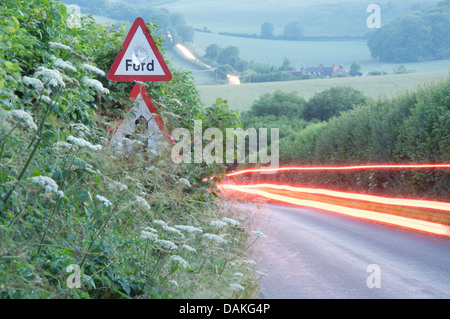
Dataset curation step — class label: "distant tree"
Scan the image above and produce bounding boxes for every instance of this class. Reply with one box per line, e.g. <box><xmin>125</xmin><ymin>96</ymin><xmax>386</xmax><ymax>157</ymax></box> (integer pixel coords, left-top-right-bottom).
<box><xmin>303</xmin><ymin>87</ymin><xmax>368</xmax><ymax>122</ymax></box>
<box><xmin>367</xmin><ymin>2</ymin><xmax>450</xmax><ymax>62</ymax></box>
<box><xmin>204</xmin><ymin>44</ymin><xmax>220</xmax><ymax>60</ymax></box>
<box><xmin>248</xmin><ymin>90</ymin><xmax>306</xmax><ymax>118</ymax></box>
<box><xmin>349</xmin><ymin>61</ymin><xmax>362</xmax><ymax>75</ymax></box>
<box><xmin>279</xmin><ymin>57</ymin><xmax>296</xmax><ymax>71</ymax></box>
<box><xmin>175</xmin><ymin>25</ymin><xmax>194</xmax><ymax>42</ymax></box>
<box><xmin>216</xmin><ymin>46</ymin><xmax>240</xmax><ymax>68</ymax></box>
<box><xmin>283</xmin><ymin>21</ymin><xmax>304</xmax><ymax>40</ymax></box>
<box><xmin>260</xmin><ymin>22</ymin><xmax>274</xmax><ymax>39</ymax></box>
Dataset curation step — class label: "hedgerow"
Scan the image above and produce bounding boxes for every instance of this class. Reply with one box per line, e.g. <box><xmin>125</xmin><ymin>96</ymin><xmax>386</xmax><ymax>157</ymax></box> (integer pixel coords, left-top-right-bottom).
<box><xmin>0</xmin><ymin>0</ymin><xmax>262</xmax><ymax>299</ymax></box>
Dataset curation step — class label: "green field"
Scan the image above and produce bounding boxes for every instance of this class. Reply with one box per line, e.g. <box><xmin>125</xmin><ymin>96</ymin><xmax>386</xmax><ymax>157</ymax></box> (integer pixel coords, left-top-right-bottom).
<box><xmin>196</xmin><ymin>70</ymin><xmax>449</xmax><ymax>111</ymax></box>
<box><xmin>193</xmin><ymin>32</ymin><xmax>450</xmax><ymax>74</ymax></box>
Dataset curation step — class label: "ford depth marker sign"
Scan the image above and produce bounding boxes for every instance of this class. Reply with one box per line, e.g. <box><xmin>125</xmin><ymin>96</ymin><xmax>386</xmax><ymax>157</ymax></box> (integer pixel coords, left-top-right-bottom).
<box><xmin>107</xmin><ymin>17</ymin><xmax>172</xmax><ymax>82</ymax></box>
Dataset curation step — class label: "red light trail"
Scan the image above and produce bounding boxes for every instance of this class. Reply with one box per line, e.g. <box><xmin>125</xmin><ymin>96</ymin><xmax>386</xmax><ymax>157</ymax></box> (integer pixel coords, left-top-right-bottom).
<box><xmin>222</xmin><ymin>183</ymin><xmax>450</xmax><ymax>212</ymax></box>
<box><xmin>219</xmin><ymin>184</ymin><xmax>450</xmax><ymax>237</ymax></box>
<box><xmin>225</xmin><ymin>164</ymin><xmax>450</xmax><ymax>177</ymax></box>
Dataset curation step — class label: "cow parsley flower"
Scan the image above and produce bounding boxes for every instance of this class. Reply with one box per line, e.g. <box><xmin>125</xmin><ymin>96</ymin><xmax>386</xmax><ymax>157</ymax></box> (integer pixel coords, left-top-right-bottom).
<box><xmin>251</xmin><ymin>230</ymin><xmax>268</xmax><ymax>239</ymax></box>
<box><xmin>82</xmin><ymin>63</ymin><xmax>105</xmax><ymax>76</ymax></box>
<box><xmin>82</xmin><ymin>77</ymin><xmax>109</xmax><ymax>94</ymax></box>
<box><xmin>48</xmin><ymin>41</ymin><xmax>71</xmax><ymax>51</ymax></box>
<box><xmin>135</xmin><ymin>196</ymin><xmax>151</xmax><ymax>210</ymax></box>
<box><xmin>256</xmin><ymin>271</ymin><xmax>268</xmax><ymax>277</ymax></box>
<box><xmin>229</xmin><ymin>283</ymin><xmax>245</xmax><ymax>290</ymax></box>
<box><xmin>8</xmin><ymin>110</ymin><xmax>37</xmax><ymax>131</ymax></box>
<box><xmin>69</xmin><ymin>123</ymin><xmax>90</xmax><ymax>137</ymax></box>
<box><xmin>210</xmin><ymin>220</ymin><xmax>227</xmax><ymax>228</ymax></box>
<box><xmin>96</xmin><ymin>195</ymin><xmax>112</xmax><ymax>207</ymax></box>
<box><xmin>174</xmin><ymin>225</ymin><xmax>203</xmax><ymax>233</ymax></box>
<box><xmin>202</xmin><ymin>233</ymin><xmax>227</xmax><ymax>245</ymax></box>
<box><xmin>30</xmin><ymin>176</ymin><xmax>63</xmax><ymax>197</ymax></box>
<box><xmin>234</xmin><ymin>272</ymin><xmax>244</xmax><ymax>278</ymax></box>
<box><xmin>53</xmin><ymin>58</ymin><xmax>77</xmax><ymax>72</ymax></box>
<box><xmin>163</xmin><ymin>226</ymin><xmax>185</xmax><ymax>238</ymax></box>
<box><xmin>222</xmin><ymin>217</ymin><xmax>240</xmax><ymax>226</ymax></box>
<box><xmin>140</xmin><ymin>230</ymin><xmax>158</xmax><ymax>241</ymax></box>
<box><xmin>153</xmin><ymin>219</ymin><xmax>168</xmax><ymax>228</ymax></box>
<box><xmin>40</xmin><ymin>95</ymin><xmax>57</xmax><ymax>105</ymax></box>
<box><xmin>170</xmin><ymin>255</ymin><xmax>189</xmax><ymax>269</ymax></box>
<box><xmin>67</xmin><ymin>135</ymin><xmax>102</xmax><ymax>151</ymax></box>
<box><xmin>155</xmin><ymin>239</ymin><xmax>178</xmax><ymax>250</ymax></box>
<box><xmin>22</xmin><ymin>76</ymin><xmax>44</xmax><ymax>92</ymax></box>
<box><xmin>108</xmin><ymin>181</ymin><xmax>128</xmax><ymax>192</ymax></box>
<box><xmin>181</xmin><ymin>244</ymin><xmax>196</xmax><ymax>253</ymax></box>
<box><xmin>142</xmin><ymin>226</ymin><xmax>158</xmax><ymax>233</ymax></box>
<box><xmin>34</xmin><ymin>67</ymin><xmax>65</xmax><ymax>88</ymax></box>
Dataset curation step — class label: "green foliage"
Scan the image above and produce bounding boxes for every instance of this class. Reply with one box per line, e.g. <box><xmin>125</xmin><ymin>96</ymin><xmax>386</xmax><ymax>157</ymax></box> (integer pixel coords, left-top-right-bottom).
<box><xmin>66</xmin><ymin>0</ymin><xmax>194</xmax><ymax>45</ymax></box>
<box><xmin>260</xmin><ymin>22</ymin><xmax>274</xmax><ymax>39</ymax></box>
<box><xmin>282</xmin><ymin>21</ymin><xmax>305</xmax><ymax>40</ymax></box>
<box><xmin>247</xmin><ymin>90</ymin><xmax>306</xmax><ymax>118</ymax></box>
<box><xmin>0</xmin><ymin>0</ymin><xmax>257</xmax><ymax>299</ymax></box>
<box><xmin>270</xmin><ymin>74</ymin><xmax>450</xmax><ymax>199</ymax></box>
<box><xmin>367</xmin><ymin>1</ymin><xmax>450</xmax><ymax>62</ymax></box>
<box><xmin>302</xmin><ymin>87</ymin><xmax>368</xmax><ymax>122</ymax></box>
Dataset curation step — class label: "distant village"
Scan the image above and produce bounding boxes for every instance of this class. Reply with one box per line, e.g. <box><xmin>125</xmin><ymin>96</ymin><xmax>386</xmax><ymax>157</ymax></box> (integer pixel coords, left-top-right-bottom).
<box><xmin>285</xmin><ymin>64</ymin><xmax>363</xmax><ymax>78</ymax></box>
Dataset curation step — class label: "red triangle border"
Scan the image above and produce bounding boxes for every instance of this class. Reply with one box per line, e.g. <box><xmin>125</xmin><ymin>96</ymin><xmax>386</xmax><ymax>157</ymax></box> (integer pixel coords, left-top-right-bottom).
<box><xmin>107</xmin><ymin>17</ymin><xmax>172</xmax><ymax>82</ymax></box>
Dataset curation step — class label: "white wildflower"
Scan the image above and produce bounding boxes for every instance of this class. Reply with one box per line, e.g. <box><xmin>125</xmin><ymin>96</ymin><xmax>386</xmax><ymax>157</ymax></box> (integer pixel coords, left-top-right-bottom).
<box><xmin>82</xmin><ymin>77</ymin><xmax>109</xmax><ymax>94</ymax></box>
<box><xmin>155</xmin><ymin>239</ymin><xmax>178</xmax><ymax>250</ymax></box>
<box><xmin>69</xmin><ymin>123</ymin><xmax>90</xmax><ymax>137</ymax></box>
<box><xmin>202</xmin><ymin>233</ymin><xmax>227</xmax><ymax>245</ymax></box>
<box><xmin>40</xmin><ymin>95</ymin><xmax>57</xmax><ymax>105</ymax></box>
<box><xmin>82</xmin><ymin>63</ymin><xmax>105</xmax><ymax>76</ymax></box>
<box><xmin>210</xmin><ymin>220</ymin><xmax>227</xmax><ymax>228</ymax></box>
<box><xmin>96</xmin><ymin>195</ymin><xmax>112</xmax><ymax>207</ymax></box>
<box><xmin>8</xmin><ymin>110</ymin><xmax>37</xmax><ymax>131</ymax></box>
<box><xmin>34</xmin><ymin>67</ymin><xmax>65</xmax><ymax>88</ymax></box>
<box><xmin>22</xmin><ymin>76</ymin><xmax>44</xmax><ymax>91</ymax></box>
<box><xmin>108</xmin><ymin>181</ymin><xmax>128</xmax><ymax>192</ymax></box>
<box><xmin>142</xmin><ymin>226</ymin><xmax>158</xmax><ymax>233</ymax></box>
<box><xmin>30</xmin><ymin>176</ymin><xmax>60</xmax><ymax>194</ymax></box>
<box><xmin>256</xmin><ymin>271</ymin><xmax>268</xmax><ymax>277</ymax></box>
<box><xmin>174</xmin><ymin>225</ymin><xmax>203</xmax><ymax>233</ymax></box>
<box><xmin>53</xmin><ymin>58</ymin><xmax>76</xmax><ymax>72</ymax></box>
<box><xmin>48</xmin><ymin>41</ymin><xmax>71</xmax><ymax>51</ymax></box>
<box><xmin>181</xmin><ymin>244</ymin><xmax>196</xmax><ymax>253</ymax></box>
<box><xmin>234</xmin><ymin>272</ymin><xmax>244</xmax><ymax>278</ymax></box>
<box><xmin>140</xmin><ymin>230</ymin><xmax>158</xmax><ymax>241</ymax></box>
<box><xmin>163</xmin><ymin>226</ymin><xmax>185</xmax><ymax>238</ymax></box>
<box><xmin>251</xmin><ymin>230</ymin><xmax>268</xmax><ymax>239</ymax></box>
<box><xmin>222</xmin><ymin>217</ymin><xmax>240</xmax><ymax>226</ymax></box>
<box><xmin>168</xmin><ymin>280</ymin><xmax>178</xmax><ymax>287</ymax></box>
<box><xmin>152</xmin><ymin>220</ymin><xmax>168</xmax><ymax>228</ymax></box>
<box><xmin>67</xmin><ymin>135</ymin><xmax>102</xmax><ymax>151</ymax></box>
<box><xmin>135</xmin><ymin>196</ymin><xmax>151</xmax><ymax>210</ymax></box>
<box><xmin>170</xmin><ymin>255</ymin><xmax>189</xmax><ymax>269</ymax></box>
<box><xmin>56</xmin><ymin>190</ymin><xmax>64</xmax><ymax>198</ymax></box>
<box><xmin>229</xmin><ymin>283</ymin><xmax>245</xmax><ymax>290</ymax></box>
<box><xmin>177</xmin><ymin>178</ymin><xmax>191</xmax><ymax>188</ymax></box>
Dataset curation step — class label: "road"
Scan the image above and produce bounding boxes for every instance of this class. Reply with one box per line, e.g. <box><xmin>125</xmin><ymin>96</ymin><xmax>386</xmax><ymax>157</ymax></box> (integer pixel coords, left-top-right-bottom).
<box><xmin>246</xmin><ymin>203</ymin><xmax>450</xmax><ymax>299</ymax></box>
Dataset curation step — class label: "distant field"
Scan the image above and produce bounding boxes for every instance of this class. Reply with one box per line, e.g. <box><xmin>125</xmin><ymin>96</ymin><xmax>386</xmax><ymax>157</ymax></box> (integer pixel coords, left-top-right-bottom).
<box><xmin>193</xmin><ymin>32</ymin><xmax>450</xmax><ymax>75</ymax></box>
<box><xmin>196</xmin><ymin>71</ymin><xmax>449</xmax><ymax>111</ymax></box>
<box><xmin>157</xmin><ymin>0</ymin><xmax>440</xmax><ymax>36</ymax></box>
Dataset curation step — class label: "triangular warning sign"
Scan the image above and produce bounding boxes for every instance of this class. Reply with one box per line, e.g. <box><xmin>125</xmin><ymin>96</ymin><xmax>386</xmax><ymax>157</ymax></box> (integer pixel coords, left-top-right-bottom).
<box><xmin>107</xmin><ymin>17</ymin><xmax>172</xmax><ymax>82</ymax></box>
<box><xmin>110</xmin><ymin>84</ymin><xmax>174</xmax><ymax>155</ymax></box>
